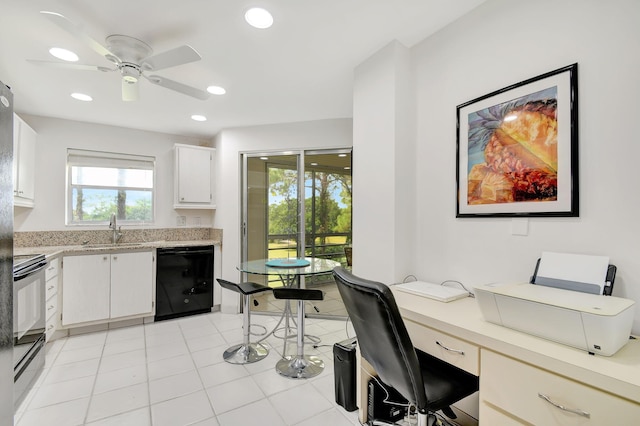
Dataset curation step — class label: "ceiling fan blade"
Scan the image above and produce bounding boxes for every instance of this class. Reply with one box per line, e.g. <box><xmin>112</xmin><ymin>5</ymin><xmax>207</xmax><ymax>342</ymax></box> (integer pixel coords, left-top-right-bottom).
<box><xmin>122</xmin><ymin>79</ymin><xmax>139</xmax><ymax>102</ymax></box>
<box><xmin>144</xmin><ymin>75</ymin><xmax>210</xmax><ymax>100</ymax></box>
<box><xmin>27</xmin><ymin>59</ymin><xmax>115</xmax><ymax>72</ymax></box>
<box><xmin>140</xmin><ymin>45</ymin><xmax>201</xmax><ymax>72</ymax></box>
<box><xmin>40</xmin><ymin>11</ymin><xmax>119</xmax><ymax>62</ymax></box>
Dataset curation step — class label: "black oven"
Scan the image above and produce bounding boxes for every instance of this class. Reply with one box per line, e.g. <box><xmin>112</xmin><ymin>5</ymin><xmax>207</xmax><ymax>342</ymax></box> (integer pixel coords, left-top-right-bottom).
<box><xmin>13</xmin><ymin>254</ymin><xmax>47</xmax><ymax>408</ymax></box>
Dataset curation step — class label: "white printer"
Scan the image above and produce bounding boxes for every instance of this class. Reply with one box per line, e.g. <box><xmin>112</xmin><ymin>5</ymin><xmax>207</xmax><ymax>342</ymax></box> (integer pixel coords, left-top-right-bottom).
<box><xmin>475</xmin><ymin>252</ymin><xmax>635</xmax><ymax>356</ymax></box>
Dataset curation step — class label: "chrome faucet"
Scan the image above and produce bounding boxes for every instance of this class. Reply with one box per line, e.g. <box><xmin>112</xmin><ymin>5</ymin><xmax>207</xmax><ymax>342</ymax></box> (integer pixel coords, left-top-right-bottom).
<box><xmin>109</xmin><ymin>213</ymin><xmax>123</xmax><ymax>244</ymax></box>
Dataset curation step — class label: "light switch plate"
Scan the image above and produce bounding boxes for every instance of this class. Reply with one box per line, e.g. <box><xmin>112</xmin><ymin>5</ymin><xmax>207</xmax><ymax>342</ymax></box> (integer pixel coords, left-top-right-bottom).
<box><xmin>176</xmin><ymin>215</ymin><xmax>186</xmax><ymax>226</ymax></box>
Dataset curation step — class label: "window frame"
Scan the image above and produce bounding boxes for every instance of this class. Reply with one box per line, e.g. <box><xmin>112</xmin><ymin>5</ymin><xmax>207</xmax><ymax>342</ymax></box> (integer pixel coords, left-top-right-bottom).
<box><xmin>66</xmin><ymin>148</ymin><xmax>156</xmax><ymax>226</ymax></box>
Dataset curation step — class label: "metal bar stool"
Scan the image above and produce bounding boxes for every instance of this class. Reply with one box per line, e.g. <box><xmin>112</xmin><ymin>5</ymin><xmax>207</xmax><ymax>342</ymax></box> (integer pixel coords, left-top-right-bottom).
<box><xmin>272</xmin><ymin>287</ymin><xmax>324</xmax><ymax>379</ymax></box>
<box><xmin>216</xmin><ymin>279</ymin><xmax>272</xmax><ymax>364</ymax></box>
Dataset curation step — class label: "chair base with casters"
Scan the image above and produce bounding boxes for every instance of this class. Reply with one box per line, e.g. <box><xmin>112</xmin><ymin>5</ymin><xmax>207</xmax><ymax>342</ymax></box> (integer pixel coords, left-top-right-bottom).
<box><xmin>273</xmin><ymin>287</ymin><xmax>324</xmax><ymax>379</ymax></box>
<box><xmin>332</xmin><ymin>267</ymin><xmax>479</xmax><ymax>426</ymax></box>
<box><xmin>216</xmin><ymin>279</ymin><xmax>272</xmax><ymax>364</ymax></box>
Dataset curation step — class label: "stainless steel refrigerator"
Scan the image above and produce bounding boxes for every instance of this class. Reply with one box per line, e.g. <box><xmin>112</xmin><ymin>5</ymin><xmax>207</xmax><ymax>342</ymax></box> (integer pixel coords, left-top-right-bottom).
<box><xmin>0</xmin><ymin>81</ymin><xmax>14</xmax><ymax>424</ymax></box>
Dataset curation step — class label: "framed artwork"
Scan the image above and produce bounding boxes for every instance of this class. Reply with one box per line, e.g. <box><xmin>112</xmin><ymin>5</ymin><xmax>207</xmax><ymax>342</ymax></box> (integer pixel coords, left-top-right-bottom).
<box><xmin>456</xmin><ymin>63</ymin><xmax>578</xmax><ymax>218</ymax></box>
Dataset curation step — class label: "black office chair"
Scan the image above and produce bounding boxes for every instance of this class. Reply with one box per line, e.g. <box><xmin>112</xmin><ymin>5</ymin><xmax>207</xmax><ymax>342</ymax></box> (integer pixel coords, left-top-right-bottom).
<box><xmin>332</xmin><ymin>267</ymin><xmax>479</xmax><ymax>426</ymax></box>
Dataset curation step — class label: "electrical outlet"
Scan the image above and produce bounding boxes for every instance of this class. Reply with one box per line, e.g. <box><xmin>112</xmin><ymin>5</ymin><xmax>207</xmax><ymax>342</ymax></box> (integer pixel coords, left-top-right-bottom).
<box><xmin>193</xmin><ymin>217</ymin><xmax>201</xmax><ymax>227</ymax></box>
<box><xmin>176</xmin><ymin>215</ymin><xmax>186</xmax><ymax>226</ymax></box>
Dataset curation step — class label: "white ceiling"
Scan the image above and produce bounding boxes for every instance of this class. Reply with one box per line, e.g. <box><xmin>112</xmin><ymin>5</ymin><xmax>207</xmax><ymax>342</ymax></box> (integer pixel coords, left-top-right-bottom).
<box><xmin>0</xmin><ymin>0</ymin><xmax>485</xmax><ymax>138</ymax></box>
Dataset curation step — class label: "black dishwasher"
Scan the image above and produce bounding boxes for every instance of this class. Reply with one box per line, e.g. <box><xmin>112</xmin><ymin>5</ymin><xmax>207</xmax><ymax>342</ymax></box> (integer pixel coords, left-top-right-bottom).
<box><xmin>155</xmin><ymin>246</ymin><xmax>214</xmax><ymax>321</ymax></box>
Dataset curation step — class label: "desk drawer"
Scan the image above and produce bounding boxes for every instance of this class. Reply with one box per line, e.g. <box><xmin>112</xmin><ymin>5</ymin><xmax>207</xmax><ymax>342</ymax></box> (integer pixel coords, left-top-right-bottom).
<box><xmin>405</xmin><ymin>320</ymin><xmax>479</xmax><ymax>375</ymax></box>
<box><xmin>481</xmin><ymin>349</ymin><xmax>640</xmax><ymax>424</ymax></box>
<box><xmin>479</xmin><ymin>402</ymin><xmax>525</xmax><ymax>425</ymax></box>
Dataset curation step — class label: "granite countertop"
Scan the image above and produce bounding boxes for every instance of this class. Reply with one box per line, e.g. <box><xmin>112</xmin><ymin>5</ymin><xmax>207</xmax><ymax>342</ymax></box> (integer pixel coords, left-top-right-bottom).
<box><xmin>15</xmin><ymin>239</ymin><xmax>221</xmax><ymax>259</ymax></box>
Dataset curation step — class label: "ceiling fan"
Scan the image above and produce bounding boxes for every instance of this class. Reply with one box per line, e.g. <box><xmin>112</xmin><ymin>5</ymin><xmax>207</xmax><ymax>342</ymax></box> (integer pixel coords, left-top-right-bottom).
<box><xmin>29</xmin><ymin>11</ymin><xmax>210</xmax><ymax>101</ymax></box>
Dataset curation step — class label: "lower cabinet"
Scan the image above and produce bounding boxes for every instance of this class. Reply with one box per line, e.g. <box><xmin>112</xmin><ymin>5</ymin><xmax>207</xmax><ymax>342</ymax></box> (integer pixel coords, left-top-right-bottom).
<box><xmin>45</xmin><ymin>257</ymin><xmax>59</xmax><ymax>341</ymax></box>
<box><xmin>480</xmin><ymin>349</ymin><xmax>640</xmax><ymax>424</ymax></box>
<box><xmin>62</xmin><ymin>251</ymin><xmax>154</xmax><ymax>327</ymax></box>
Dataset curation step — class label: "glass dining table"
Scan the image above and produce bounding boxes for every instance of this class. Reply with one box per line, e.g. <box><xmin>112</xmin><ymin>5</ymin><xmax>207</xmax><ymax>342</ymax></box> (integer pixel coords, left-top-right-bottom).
<box><xmin>238</xmin><ymin>257</ymin><xmax>341</xmax><ymax>284</ymax></box>
<box><xmin>237</xmin><ymin>257</ymin><xmax>341</xmax><ymax>378</ymax></box>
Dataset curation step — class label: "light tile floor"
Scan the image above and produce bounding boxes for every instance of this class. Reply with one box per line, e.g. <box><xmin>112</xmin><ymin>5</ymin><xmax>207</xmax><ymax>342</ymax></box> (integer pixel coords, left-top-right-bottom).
<box><xmin>14</xmin><ymin>311</ymin><xmax>362</xmax><ymax>426</ymax></box>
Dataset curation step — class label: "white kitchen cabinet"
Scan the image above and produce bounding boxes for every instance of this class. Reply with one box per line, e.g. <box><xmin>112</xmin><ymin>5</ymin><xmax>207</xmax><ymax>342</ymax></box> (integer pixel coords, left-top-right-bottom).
<box><xmin>62</xmin><ymin>251</ymin><xmax>154</xmax><ymax>327</ymax></box>
<box><xmin>13</xmin><ymin>114</ymin><xmax>36</xmax><ymax>207</ymax></box>
<box><xmin>174</xmin><ymin>143</ymin><xmax>216</xmax><ymax>209</ymax></box>
<box><xmin>62</xmin><ymin>254</ymin><xmax>110</xmax><ymax>325</ymax></box>
<box><xmin>110</xmin><ymin>251</ymin><xmax>153</xmax><ymax>318</ymax></box>
<box><xmin>45</xmin><ymin>257</ymin><xmax>60</xmax><ymax>341</ymax></box>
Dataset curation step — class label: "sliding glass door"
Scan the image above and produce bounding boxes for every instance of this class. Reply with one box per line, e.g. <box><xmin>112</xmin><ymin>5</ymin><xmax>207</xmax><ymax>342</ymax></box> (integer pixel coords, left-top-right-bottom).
<box><xmin>241</xmin><ymin>149</ymin><xmax>352</xmax><ymax>317</ymax></box>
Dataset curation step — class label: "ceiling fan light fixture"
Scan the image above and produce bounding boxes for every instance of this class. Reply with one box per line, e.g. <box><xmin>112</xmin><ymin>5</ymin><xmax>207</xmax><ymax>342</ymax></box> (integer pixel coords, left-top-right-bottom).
<box><xmin>49</xmin><ymin>47</ymin><xmax>78</xmax><ymax>62</ymax></box>
<box><xmin>245</xmin><ymin>8</ymin><xmax>273</xmax><ymax>29</ymax></box>
<box><xmin>71</xmin><ymin>93</ymin><xmax>92</xmax><ymax>102</ymax></box>
<box><xmin>120</xmin><ymin>63</ymin><xmax>141</xmax><ymax>83</ymax></box>
<box><xmin>207</xmin><ymin>85</ymin><xmax>226</xmax><ymax>95</ymax></box>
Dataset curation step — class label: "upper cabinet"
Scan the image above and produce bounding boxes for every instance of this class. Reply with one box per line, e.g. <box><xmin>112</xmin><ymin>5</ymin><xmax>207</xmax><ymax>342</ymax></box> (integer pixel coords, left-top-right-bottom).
<box><xmin>174</xmin><ymin>143</ymin><xmax>216</xmax><ymax>209</ymax></box>
<box><xmin>13</xmin><ymin>114</ymin><xmax>36</xmax><ymax>207</ymax></box>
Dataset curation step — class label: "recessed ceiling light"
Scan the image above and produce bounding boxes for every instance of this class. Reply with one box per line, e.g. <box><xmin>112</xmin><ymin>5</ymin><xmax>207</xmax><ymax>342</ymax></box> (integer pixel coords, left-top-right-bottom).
<box><xmin>207</xmin><ymin>86</ymin><xmax>226</xmax><ymax>95</ymax></box>
<box><xmin>50</xmin><ymin>47</ymin><xmax>78</xmax><ymax>62</ymax></box>
<box><xmin>245</xmin><ymin>7</ymin><xmax>273</xmax><ymax>29</ymax></box>
<box><xmin>71</xmin><ymin>93</ymin><xmax>92</xmax><ymax>101</ymax></box>
<box><xmin>260</xmin><ymin>157</ymin><xmax>269</xmax><ymax>160</ymax></box>
<box><xmin>310</xmin><ymin>163</ymin><xmax>318</xmax><ymax>166</ymax></box>
<box><xmin>338</xmin><ymin>153</ymin><xmax>347</xmax><ymax>157</ymax></box>
<box><xmin>191</xmin><ymin>115</ymin><xmax>207</xmax><ymax>122</ymax></box>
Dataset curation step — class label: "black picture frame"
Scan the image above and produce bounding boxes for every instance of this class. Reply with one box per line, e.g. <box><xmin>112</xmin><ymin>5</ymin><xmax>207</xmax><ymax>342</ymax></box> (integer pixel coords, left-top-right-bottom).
<box><xmin>456</xmin><ymin>63</ymin><xmax>578</xmax><ymax>218</ymax></box>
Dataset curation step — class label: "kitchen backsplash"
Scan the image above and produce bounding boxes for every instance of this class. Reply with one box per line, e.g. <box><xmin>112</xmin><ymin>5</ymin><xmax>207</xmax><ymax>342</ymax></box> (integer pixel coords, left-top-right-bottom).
<box><xmin>14</xmin><ymin>227</ymin><xmax>222</xmax><ymax>247</ymax></box>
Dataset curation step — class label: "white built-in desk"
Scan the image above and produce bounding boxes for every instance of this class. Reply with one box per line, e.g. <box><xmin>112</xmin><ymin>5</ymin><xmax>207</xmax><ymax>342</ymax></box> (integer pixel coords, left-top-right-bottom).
<box><xmin>355</xmin><ymin>288</ymin><xmax>640</xmax><ymax>425</ymax></box>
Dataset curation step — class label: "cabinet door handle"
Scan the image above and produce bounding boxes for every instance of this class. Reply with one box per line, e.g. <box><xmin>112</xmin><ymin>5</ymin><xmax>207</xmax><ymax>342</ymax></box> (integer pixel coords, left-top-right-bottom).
<box><xmin>47</xmin><ymin>285</ymin><xmax>54</xmax><ymax>290</ymax></box>
<box><xmin>435</xmin><ymin>340</ymin><xmax>464</xmax><ymax>355</ymax></box>
<box><xmin>538</xmin><ymin>393</ymin><xmax>590</xmax><ymax>418</ymax></box>
<box><xmin>48</xmin><ymin>305</ymin><xmax>55</xmax><ymax>310</ymax></box>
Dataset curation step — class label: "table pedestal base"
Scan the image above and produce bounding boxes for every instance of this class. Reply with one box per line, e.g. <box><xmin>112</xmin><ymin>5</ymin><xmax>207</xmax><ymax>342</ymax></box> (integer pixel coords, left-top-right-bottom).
<box><xmin>223</xmin><ymin>343</ymin><xmax>269</xmax><ymax>364</ymax></box>
<box><xmin>276</xmin><ymin>355</ymin><xmax>324</xmax><ymax>379</ymax></box>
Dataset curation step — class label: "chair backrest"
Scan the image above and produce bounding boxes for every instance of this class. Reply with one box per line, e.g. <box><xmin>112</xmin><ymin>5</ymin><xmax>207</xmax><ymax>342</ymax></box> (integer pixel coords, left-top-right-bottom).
<box><xmin>332</xmin><ymin>266</ymin><xmax>427</xmax><ymax>410</ymax></box>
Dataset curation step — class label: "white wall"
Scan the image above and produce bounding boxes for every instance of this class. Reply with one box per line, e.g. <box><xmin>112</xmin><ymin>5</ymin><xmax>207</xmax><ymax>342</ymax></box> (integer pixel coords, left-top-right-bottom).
<box><xmin>352</xmin><ymin>41</ymin><xmax>415</xmax><ymax>284</ymax></box>
<box><xmin>213</xmin><ymin>119</ymin><xmax>352</xmax><ymax>311</ymax></box>
<box><xmin>14</xmin><ymin>115</ymin><xmax>213</xmax><ymax>231</ymax></box>
<box><xmin>407</xmin><ymin>0</ymin><xmax>640</xmax><ymax>333</ymax></box>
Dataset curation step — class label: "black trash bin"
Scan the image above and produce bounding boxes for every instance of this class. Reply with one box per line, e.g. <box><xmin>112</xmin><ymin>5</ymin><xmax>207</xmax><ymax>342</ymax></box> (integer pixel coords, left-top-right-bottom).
<box><xmin>333</xmin><ymin>337</ymin><xmax>358</xmax><ymax>412</ymax></box>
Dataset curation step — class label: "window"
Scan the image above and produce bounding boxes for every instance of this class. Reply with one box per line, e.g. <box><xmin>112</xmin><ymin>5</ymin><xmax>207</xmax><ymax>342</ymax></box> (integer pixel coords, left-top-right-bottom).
<box><xmin>67</xmin><ymin>149</ymin><xmax>155</xmax><ymax>224</ymax></box>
